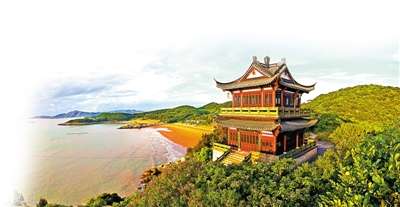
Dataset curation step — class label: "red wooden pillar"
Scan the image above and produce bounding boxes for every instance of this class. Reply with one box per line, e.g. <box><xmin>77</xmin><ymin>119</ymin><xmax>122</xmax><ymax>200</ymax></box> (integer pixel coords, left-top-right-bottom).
<box><xmin>240</xmin><ymin>91</ymin><xmax>243</xmax><ymax>108</ymax></box>
<box><xmin>227</xmin><ymin>128</ymin><xmax>231</xmax><ymax>145</ymax></box>
<box><xmin>272</xmin><ymin>127</ymin><xmax>280</xmax><ymax>154</ymax></box>
<box><xmin>238</xmin><ymin>129</ymin><xmax>241</xmax><ymax>150</ymax></box>
<box><xmin>272</xmin><ymin>89</ymin><xmax>276</xmax><ymax>107</ymax></box>
<box><xmin>261</xmin><ymin>88</ymin><xmax>264</xmax><ymax>107</ymax></box>
<box><xmin>231</xmin><ymin>92</ymin><xmax>234</xmax><ymax>108</ymax></box>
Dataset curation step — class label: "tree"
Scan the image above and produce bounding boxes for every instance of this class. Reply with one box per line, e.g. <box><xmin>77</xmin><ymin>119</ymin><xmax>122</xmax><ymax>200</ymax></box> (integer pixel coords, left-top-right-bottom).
<box><xmin>328</xmin><ymin>123</ymin><xmax>369</xmax><ymax>154</ymax></box>
<box><xmin>37</xmin><ymin>198</ymin><xmax>48</xmax><ymax>207</ymax></box>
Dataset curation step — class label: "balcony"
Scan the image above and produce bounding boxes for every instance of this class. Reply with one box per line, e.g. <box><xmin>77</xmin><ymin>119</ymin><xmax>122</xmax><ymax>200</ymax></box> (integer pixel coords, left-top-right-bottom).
<box><xmin>219</xmin><ymin>107</ymin><xmax>309</xmax><ymax>118</ymax></box>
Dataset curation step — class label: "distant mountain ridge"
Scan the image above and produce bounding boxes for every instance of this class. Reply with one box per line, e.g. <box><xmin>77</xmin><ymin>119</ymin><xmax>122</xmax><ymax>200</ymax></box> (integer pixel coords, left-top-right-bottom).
<box><xmin>133</xmin><ymin>101</ymin><xmax>231</xmax><ymax>124</ymax></box>
<box><xmin>34</xmin><ymin>109</ymin><xmax>141</xmax><ymax>119</ymax></box>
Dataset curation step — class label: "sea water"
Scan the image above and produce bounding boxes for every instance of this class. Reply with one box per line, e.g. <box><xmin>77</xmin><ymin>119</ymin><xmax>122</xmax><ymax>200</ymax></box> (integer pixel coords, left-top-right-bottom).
<box><xmin>20</xmin><ymin>118</ymin><xmax>186</xmax><ymax>205</ymax></box>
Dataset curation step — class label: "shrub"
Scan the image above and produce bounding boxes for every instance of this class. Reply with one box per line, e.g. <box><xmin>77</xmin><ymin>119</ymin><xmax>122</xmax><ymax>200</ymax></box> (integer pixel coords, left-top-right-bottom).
<box><xmin>193</xmin><ymin>147</ymin><xmax>212</xmax><ymax>162</ymax></box>
<box><xmin>86</xmin><ymin>193</ymin><xmax>124</xmax><ymax>207</ymax></box>
<box><xmin>37</xmin><ymin>198</ymin><xmax>47</xmax><ymax>207</ymax></box>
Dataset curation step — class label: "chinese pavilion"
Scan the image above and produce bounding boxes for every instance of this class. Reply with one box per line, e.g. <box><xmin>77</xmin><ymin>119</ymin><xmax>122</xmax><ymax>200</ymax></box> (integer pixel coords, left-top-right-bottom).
<box><xmin>213</xmin><ymin>56</ymin><xmax>317</xmax><ymax>162</ymax></box>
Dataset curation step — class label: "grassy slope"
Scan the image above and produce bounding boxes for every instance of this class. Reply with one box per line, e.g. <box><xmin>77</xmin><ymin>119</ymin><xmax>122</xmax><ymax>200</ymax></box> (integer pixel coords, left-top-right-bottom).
<box><xmin>303</xmin><ymin>84</ymin><xmax>400</xmax><ymax>126</ymax></box>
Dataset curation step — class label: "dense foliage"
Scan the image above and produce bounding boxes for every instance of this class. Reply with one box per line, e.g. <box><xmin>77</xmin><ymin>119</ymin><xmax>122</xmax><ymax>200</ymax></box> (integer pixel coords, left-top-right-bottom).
<box><xmin>133</xmin><ymin>102</ymin><xmax>231</xmax><ymax>124</ymax></box>
<box><xmin>319</xmin><ymin>123</ymin><xmax>400</xmax><ymax>206</ymax></box>
<box><xmin>127</xmin><ymin>121</ymin><xmax>400</xmax><ymax>206</ymax></box>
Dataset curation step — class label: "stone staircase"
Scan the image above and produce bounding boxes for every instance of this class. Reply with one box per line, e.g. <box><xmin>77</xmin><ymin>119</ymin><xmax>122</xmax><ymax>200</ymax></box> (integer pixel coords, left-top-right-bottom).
<box><xmin>220</xmin><ymin>151</ymin><xmax>250</xmax><ymax>165</ymax></box>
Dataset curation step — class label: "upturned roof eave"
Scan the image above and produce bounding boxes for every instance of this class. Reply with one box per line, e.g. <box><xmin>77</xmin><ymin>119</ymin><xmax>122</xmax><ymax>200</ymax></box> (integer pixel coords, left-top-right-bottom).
<box><xmin>279</xmin><ymin>80</ymin><xmax>316</xmax><ymax>93</ymax></box>
<box><xmin>215</xmin><ymin>77</ymin><xmax>275</xmax><ymax>91</ymax></box>
<box><xmin>280</xmin><ymin>119</ymin><xmax>318</xmax><ymax>132</ymax></box>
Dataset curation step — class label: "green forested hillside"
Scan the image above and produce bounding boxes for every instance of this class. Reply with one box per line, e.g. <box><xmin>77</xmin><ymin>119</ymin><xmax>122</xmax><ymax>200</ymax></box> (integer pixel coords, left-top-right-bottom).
<box><xmin>94</xmin><ymin>112</ymin><xmax>134</xmax><ymax>121</ymax></box>
<box><xmin>134</xmin><ymin>101</ymin><xmax>231</xmax><ymax>124</ymax></box>
<box><xmin>303</xmin><ymin>85</ymin><xmax>400</xmax><ymax>125</ymax></box>
<box><xmin>60</xmin><ymin>112</ymin><xmax>134</xmax><ymax>125</ymax></box>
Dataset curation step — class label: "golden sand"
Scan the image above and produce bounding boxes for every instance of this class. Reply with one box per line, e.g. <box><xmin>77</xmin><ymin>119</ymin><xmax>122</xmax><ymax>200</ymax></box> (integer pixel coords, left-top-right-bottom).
<box><xmin>156</xmin><ymin>123</ymin><xmax>214</xmax><ymax>148</ymax></box>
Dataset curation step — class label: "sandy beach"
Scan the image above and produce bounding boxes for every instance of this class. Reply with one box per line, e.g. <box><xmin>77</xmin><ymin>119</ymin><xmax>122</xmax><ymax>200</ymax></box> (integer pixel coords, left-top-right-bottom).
<box><xmin>154</xmin><ymin>123</ymin><xmax>214</xmax><ymax>148</ymax></box>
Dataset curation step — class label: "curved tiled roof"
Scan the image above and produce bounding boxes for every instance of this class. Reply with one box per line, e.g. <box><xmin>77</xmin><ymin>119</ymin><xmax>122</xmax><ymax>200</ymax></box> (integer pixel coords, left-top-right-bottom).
<box><xmin>280</xmin><ymin>119</ymin><xmax>318</xmax><ymax>132</ymax></box>
<box><xmin>215</xmin><ymin>57</ymin><xmax>315</xmax><ymax>93</ymax></box>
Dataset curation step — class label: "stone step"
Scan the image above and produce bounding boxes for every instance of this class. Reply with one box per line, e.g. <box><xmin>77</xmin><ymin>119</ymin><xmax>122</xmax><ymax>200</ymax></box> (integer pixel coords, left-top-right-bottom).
<box><xmin>221</xmin><ymin>151</ymin><xmax>249</xmax><ymax>165</ymax></box>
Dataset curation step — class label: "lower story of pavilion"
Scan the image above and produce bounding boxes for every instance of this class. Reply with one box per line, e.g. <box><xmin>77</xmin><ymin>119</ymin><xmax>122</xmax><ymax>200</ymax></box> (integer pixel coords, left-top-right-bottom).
<box><xmin>217</xmin><ymin>118</ymin><xmax>318</xmax><ymax>155</ymax></box>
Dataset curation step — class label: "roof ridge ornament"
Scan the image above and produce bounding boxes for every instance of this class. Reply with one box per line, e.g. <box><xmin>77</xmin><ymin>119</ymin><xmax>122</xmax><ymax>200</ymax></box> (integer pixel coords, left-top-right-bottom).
<box><xmin>264</xmin><ymin>56</ymin><xmax>270</xmax><ymax>68</ymax></box>
<box><xmin>252</xmin><ymin>56</ymin><xmax>258</xmax><ymax>62</ymax></box>
<box><xmin>280</xmin><ymin>58</ymin><xmax>286</xmax><ymax>65</ymax></box>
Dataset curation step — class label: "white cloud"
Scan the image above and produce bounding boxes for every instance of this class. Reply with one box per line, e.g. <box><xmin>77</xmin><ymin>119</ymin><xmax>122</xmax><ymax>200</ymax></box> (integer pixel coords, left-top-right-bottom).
<box><xmin>0</xmin><ymin>0</ymin><xmax>399</xmax><ymax>115</ymax></box>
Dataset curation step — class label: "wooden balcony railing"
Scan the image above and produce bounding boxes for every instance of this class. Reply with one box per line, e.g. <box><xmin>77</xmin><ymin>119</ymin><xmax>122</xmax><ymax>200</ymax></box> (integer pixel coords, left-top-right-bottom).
<box><xmin>220</xmin><ymin>107</ymin><xmax>279</xmax><ymax>117</ymax></box>
<box><xmin>278</xmin><ymin>107</ymin><xmax>310</xmax><ymax>118</ymax></box>
<box><xmin>220</xmin><ymin>107</ymin><xmax>309</xmax><ymax>118</ymax></box>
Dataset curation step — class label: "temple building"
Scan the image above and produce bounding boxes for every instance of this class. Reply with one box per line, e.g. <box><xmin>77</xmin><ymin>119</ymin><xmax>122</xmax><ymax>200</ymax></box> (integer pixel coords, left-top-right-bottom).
<box><xmin>213</xmin><ymin>56</ymin><xmax>318</xmax><ymax>164</ymax></box>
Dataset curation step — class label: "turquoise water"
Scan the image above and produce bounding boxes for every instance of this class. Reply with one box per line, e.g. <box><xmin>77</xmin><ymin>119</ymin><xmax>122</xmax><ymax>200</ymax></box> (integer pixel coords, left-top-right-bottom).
<box><xmin>21</xmin><ymin>118</ymin><xmax>186</xmax><ymax>205</ymax></box>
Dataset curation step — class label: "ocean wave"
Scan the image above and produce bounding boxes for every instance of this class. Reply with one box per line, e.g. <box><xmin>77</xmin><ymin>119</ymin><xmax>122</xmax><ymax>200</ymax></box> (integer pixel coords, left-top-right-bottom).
<box><xmin>143</xmin><ymin>128</ymin><xmax>186</xmax><ymax>164</ymax></box>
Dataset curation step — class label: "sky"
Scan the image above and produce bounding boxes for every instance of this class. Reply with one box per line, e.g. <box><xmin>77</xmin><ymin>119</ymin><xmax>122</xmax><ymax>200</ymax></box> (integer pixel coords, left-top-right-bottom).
<box><xmin>0</xmin><ymin>0</ymin><xmax>399</xmax><ymax>116</ymax></box>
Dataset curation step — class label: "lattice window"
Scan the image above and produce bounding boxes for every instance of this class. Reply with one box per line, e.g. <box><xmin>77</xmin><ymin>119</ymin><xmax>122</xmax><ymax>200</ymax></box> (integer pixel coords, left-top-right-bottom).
<box><xmin>264</xmin><ymin>92</ymin><xmax>273</xmax><ymax>106</ymax></box>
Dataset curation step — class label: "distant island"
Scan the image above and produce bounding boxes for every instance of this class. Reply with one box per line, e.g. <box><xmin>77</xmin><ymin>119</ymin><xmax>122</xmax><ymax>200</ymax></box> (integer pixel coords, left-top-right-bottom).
<box><xmin>33</xmin><ymin>109</ymin><xmax>141</xmax><ymax>119</ymax></box>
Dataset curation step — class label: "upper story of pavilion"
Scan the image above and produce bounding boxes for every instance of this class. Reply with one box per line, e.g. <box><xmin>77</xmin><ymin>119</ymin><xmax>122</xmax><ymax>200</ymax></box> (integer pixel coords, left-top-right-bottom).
<box><xmin>215</xmin><ymin>56</ymin><xmax>316</xmax><ymax>119</ymax></box>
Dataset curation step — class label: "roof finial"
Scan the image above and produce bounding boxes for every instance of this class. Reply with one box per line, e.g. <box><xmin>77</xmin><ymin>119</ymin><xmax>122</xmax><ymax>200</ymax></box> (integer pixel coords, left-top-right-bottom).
<box><xmin>264</xmin><ymin>56</ymin><xmax>270</xmax><ymax>67</ymax></box>
<box><xmin>252</xmin><ymin>56</ymin><xmax>258</xmax><ymax>62</ymax></box>
<box><xmin>281</xmin><ymin>58</ymin><xmax>286</xmax><ymax>64</ymax></box>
